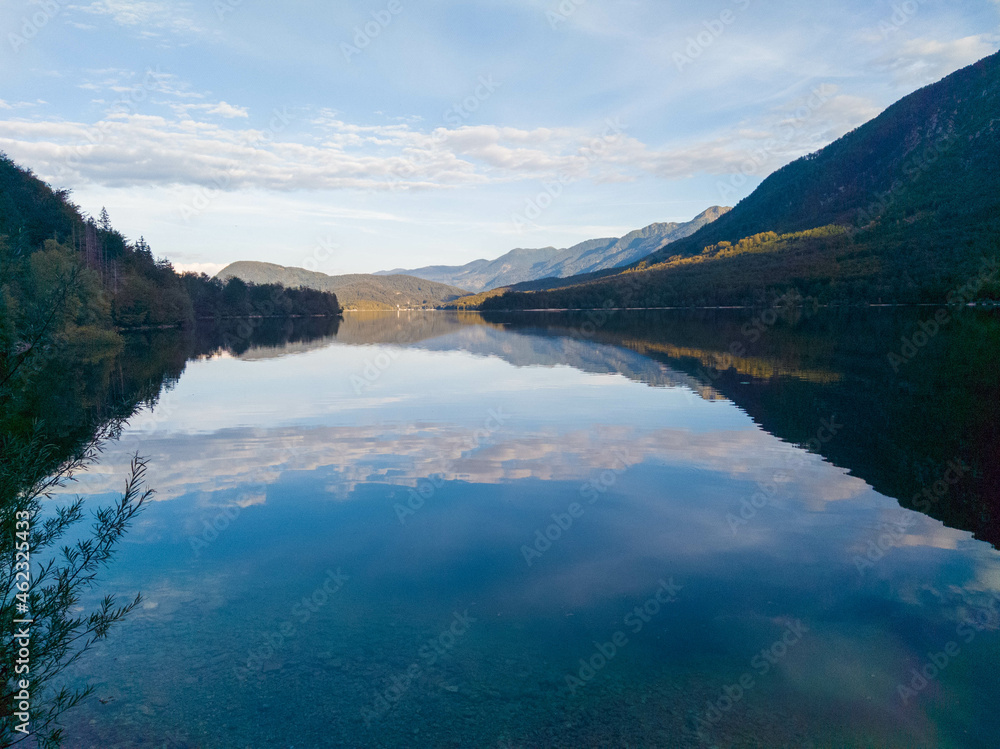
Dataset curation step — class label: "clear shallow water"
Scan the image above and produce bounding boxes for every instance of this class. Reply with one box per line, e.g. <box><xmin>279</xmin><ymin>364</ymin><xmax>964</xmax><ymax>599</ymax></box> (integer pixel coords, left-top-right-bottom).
<box><xmin>60</xmin><ymin>311</ymin><xmax>1000</xmax><ymax>748</ymax></box>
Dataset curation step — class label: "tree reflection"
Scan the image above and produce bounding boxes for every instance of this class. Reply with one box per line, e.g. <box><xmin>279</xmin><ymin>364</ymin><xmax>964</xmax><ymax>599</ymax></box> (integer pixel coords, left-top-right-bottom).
<box><xmin>0</xmin><ymin>315</ymin><xmax>340</xmax><ymax>745</ymax></box>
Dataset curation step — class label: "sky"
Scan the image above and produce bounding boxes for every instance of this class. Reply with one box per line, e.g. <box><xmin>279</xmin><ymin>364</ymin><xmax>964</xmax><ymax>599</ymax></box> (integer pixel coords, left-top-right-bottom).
<box><xmin>1</xmin><ymin>0</ymin><xmax>998</xmax><ymax>276</ymax></box>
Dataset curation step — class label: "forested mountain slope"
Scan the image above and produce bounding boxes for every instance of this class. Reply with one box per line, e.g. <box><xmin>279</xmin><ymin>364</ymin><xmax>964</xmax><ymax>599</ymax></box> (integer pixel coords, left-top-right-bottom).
<box><xmin>481</xmin><ymin>51</ymin><xmax>1000</xmax><ymax>310</ymax></box>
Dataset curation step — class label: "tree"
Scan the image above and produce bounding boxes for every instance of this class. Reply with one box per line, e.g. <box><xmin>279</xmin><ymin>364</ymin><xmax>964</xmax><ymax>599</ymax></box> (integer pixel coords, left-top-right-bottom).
<box><xmin>0</xmin><ymin>439</ymin><xmax>150</xmax><ymax>748</ymax></box>
<box><xmin>97</xmin><ymin>208</ymin><xmax>111</xmax><ymax>234</ymax></box>
<box><xmin>0</xmin><ymin>273</ymin><xmax>149</xmax><ymax>747</ymax></box>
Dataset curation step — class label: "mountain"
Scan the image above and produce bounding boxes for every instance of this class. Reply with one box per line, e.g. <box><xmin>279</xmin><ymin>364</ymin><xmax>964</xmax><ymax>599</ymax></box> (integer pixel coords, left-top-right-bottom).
<box><xmin>376</xmin><ymin>207</ymin><xmax>730</xmax><ymax>292</ymax></box>
<box><xmin>216</xmin><ymin>261</ymin><xmax>468</xmax><ymax>310</ymax></box>
<box><xmin>481</xmin><ymin>51</ymin><xmax>1000</xmax><ymax>310</ymax></box>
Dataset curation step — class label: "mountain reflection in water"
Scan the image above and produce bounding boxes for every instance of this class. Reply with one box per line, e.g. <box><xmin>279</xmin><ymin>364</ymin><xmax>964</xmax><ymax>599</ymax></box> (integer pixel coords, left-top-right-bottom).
<box><xmin>42</xmin><ymin>309</ymin><xmax>1000</xmax><ymax>748</ymax></box>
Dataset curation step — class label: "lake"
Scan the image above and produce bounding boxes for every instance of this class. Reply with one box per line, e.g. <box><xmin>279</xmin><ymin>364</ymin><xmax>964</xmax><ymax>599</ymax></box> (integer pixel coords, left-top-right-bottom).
<box><xmin>54</xmin><ymin>308</ymin><xmax>1000</xmax><ymax>748</ymax></box>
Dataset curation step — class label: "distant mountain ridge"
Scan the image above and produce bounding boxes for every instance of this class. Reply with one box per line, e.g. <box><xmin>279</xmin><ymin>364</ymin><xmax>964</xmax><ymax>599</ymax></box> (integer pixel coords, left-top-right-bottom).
<box><xmin>376</xmin><ymin>206</ymin><xmax>730</xmax><ymax>291</ymax></box>
<box><xmin>215</xmin><ymin>262</ymin><xmax>467</xmax><ymax>310</ymax></box>
<box><xmin>482</xmin><ymin>51</ymin><xmax>1000</xmax><ymax>310</ymax></box>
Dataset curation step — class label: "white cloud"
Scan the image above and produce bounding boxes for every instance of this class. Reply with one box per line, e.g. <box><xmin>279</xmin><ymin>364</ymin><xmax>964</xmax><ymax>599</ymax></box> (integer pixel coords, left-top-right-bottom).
<box><xmin>65</xmin><ymin>418</ymin><xmax>868</xmax><ymax>509</ymax></box>
<box><xmin>72</xmin><ymin>0</ymin><xmax>205</xmax><ymax>37</ymax></box>
<box><xmin>870</xmin><ymin>35</ymin><xmax>1000</xmax><ymax>86</ymax></box>
<box><xmin>0</xmin><ymin>78</ymin><xmax>878</xmax><ymax>197</ymax></box>
<box><xmin>207</xmin><ymin>101</ymin><xmax>249</xmax><ymax>119</ymax></box>
<box><xmin>0</xmin><ymin>100</ymin><xmax>46</xmax><ymax>110</ymax></box>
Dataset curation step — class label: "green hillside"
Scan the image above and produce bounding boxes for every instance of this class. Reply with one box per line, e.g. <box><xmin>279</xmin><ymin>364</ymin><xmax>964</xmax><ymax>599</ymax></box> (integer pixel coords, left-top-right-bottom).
<box><xmin>481</xmin><ymin>51</ymin><xmax>1000</xmax><ymax>310</ymax></box>
<box><xmin>0</xmin><ymin>153</ymin><xmax>341</xmax><ymax>390</ymax></box>
<box><xmin>216</xmin><ymin>261</ymin><xmax>468</xmax><ymax>310</ymax></box>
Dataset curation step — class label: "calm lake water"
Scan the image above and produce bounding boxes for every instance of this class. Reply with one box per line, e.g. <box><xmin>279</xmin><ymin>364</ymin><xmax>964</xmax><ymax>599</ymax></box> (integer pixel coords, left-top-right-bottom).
<box><xmin>57</xmin><ymin>309</ymin><xmax>1000</xmax><ymax>748</ymax></box>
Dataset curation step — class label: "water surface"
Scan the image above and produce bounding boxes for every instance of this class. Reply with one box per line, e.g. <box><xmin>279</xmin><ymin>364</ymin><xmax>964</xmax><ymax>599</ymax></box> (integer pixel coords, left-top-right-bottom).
<box><xmin>58</xmin><ymin>309</ymin><xmax>1000</xmax><ymax>748</ymax></box>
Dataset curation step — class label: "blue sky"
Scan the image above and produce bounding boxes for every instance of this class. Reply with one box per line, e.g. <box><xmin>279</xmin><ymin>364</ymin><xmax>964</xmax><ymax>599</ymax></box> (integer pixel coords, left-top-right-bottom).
<box><xmin>1</xmin><ymin>0</ymin><xmax>997</xmax><ymax>275</ymax></box>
